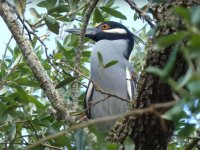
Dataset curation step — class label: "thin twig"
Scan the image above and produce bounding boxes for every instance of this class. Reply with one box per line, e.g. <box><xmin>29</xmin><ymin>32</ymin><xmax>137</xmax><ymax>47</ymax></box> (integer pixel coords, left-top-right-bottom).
<box><xmin>95</xmin><ymin>87</ymin><xmax>130</xmax><ymax>102</ymax></box>
<box><xmin>0</xmin><ymin>36</ymin><xmax>13</xmax><ymax>70</ymax></box>
<box><xmin>124</xmin><ymin>0</ymin><xmax>155</xmax><ymax>28</ymax></box>
<box><xmin>71</xmin><ymin>0</ymin><xmax>100</xmax><ymax>103</ymax></box>
<box><xmin>185</xmin><ymin>129</ymin><xmax>200</xmax><ymax>150</ymax></box>
<box><xmin>0</xmin><ymin>1</ymin><xmax>70</xmax><ymax>120</ymax></box>
<box><xmin>41</xmin><ymin>143</ymin><xmax>63</xmax><ymax>150</ymax></box>
<box><xmin>16</xmin><ymin>131</ymin><xmax>29</xmax><ymax>145</ymax></box>
<box><xmin>0</xmin><ymin>55</ymin><xmax>22</xmax><ymax>89</ymax></box>
<box><xmin>24</xmin><ymin>100</ymin><xmax>175</xmax><ymax>149</ymax></box>
<box><xmin>84</xmin><ymin>95</ymin><xmax>111</xmax><ymax>113</ymax></box>
<box><xmin>60</xmin><ymin>61</ymin><xmax>130</xmax><ymax>102</ymax></box>
<box><xmin>56</xmin><ymin>2</ymin><xmax>89</xmax><ymax>20</ymax></box>
<box><xmin>7</xmin><ymin>1</ymin><xmax>62</xmax><ymax>78</ymax></box>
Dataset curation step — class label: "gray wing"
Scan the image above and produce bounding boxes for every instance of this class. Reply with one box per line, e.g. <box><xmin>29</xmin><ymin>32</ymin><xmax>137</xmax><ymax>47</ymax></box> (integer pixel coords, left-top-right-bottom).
<box><xmin>84</xmin><ymin>80</ymin><xmax>94</xmax><ymax>119</ymax></box>
<box><xmin>84</xmin><ymin>65</ymin><xmax>136</xmax><ymax>119</ymax></box>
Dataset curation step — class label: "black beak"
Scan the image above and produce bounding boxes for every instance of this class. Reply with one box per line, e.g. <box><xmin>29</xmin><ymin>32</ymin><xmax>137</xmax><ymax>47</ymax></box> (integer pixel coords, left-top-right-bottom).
<box><xmin>65</xmin><ymin>28</ymin><xmax>101</xmax><ymax>41</ymax></box>
<box><xmin>65</xmin><ymin>28</ymin><xmax>100</xmax><ymax>36</ymax></box>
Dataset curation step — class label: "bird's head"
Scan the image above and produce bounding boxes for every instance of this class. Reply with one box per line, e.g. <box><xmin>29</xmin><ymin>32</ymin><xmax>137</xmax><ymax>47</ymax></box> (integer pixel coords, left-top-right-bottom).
<box><xmin>65</xmin><ymin>21</ymin><xmax>133</xmax><ymax>42</ymax></box>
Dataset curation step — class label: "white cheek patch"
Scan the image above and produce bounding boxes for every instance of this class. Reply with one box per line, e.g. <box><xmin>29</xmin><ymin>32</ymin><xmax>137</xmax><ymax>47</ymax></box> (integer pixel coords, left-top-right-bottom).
<box><xmin>103</xmin><ymin>28</ymin><xmax>127</xmax><ymax>34</ymax></box>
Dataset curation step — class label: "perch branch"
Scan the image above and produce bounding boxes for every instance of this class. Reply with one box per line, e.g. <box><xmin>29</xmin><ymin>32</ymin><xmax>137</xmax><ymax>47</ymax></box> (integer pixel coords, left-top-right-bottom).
<box><xmin>24</xmin><ymin>101</ymin><xmax>175</xmax><ymax>149</ymax></box>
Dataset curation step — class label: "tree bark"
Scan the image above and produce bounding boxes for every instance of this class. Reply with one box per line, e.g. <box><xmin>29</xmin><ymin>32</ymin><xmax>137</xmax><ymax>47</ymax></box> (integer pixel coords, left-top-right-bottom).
<box><xmin>0</xmin><ymin>0</ymin><xmax>70</xmax><ymax>120</ymax></box>
<box><xmin>107</xmin><ymin>0</ymin><xmax>200</xmax><ymax>149</ymax></box>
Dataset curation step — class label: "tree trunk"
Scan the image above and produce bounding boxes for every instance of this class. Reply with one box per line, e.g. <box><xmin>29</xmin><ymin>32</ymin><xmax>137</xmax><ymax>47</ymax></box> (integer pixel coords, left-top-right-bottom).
<box><xmin>107</xmin><ymin>0</ymin><xmax>200</xmax><ymax>149</ymax></box>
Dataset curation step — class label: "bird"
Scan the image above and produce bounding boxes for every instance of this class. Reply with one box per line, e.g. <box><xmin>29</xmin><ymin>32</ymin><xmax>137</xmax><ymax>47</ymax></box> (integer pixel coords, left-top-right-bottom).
<box><xmin>66</xmin><ymin>21</ymin><xmax>137</xmax><ymax>131</ymax></box>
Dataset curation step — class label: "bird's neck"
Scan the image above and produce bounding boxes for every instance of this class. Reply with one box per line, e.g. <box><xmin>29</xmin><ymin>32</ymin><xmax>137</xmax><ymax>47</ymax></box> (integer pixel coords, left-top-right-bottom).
<box><xmin>91</xmin><ymin>39</ymin><xmax>133</xmax><ymax>64</ymax></box>
<box><xmin>123</xmin><ymin>39</ymin><xmax>134</xmax><ymax>59</ymax></box>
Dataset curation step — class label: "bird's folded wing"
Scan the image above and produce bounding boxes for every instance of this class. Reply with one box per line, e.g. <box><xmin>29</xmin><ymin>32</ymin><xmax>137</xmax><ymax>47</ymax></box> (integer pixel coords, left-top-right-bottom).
<box><xmin>84</xmin><ymin>80</ymin><xmax>94</xmax><ymax>119</ymax></box>
<box><xmin>126</xmin><ymin>67</ymin><xmax>137</xmax><ymax>100</ymax></box>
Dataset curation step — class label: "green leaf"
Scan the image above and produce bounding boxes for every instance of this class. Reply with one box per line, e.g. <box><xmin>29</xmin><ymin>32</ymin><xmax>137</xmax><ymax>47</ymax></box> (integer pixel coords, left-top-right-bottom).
<box><xmin>55</xmin><ymin>77</ymin><xmax>77</xmax><ymax>89</ymax></box>
<box><xmin>8</xmin><ymin>123</ymin><xmax>16</xmax><ymax>140</ymax></box>
<box><xmin>27</xmin><ymin>95</ymin><xmax>44</xmax><ymax>109</ymax></box>
<box><xmin>0</xmin><ymin>87</ymin><xmax>7</xmax><ymax>95</ymax></box>
<box><xmin>107</xmin><ymin>143</ymin><xmax>119</xmax><ymax>150</ymax></box>
<box><xmin>162</xmin><ymin>43</ymin><xmax>180</xmax><ymax>77</ymax></box>
<box><xmin>168</xmin><ymin>143</ymin><xmax>182</xmax><ymax>150</ymax></box>
<box><xmin>37</xmin><ymin>0</ymin><xmax>57</xmax><ymax>10</ymax></box>
<box><xmin>82</xmin><ymin>51</ymin><xmax>91</xmax><ymax>58</ymax></box>
<box><xmin>10</xmin><ymin>54</ymin><xmax>22</xmax><ymax>69</ymax></box>
<box><xmin>133</xmin><ymin>13</ymin><xmax>138</xmax><ymax>21</ymax></box>
<box><xmin>146</xmin><ymin>66</ymin><xmax>165</xmax><ymax>78</ymax></box>
<box><xmin>177</xmin><ymin>124</ymin><xmax>196</xmax><ymax>139</ymax></box>
<box><xmin>14</xmin><ymin>0</ymin><xmax>26</xmax><ymax>17</ymax></box>
<box><xmin>174</xmin><ymin>6</ymin><xmax>190</xmax><ymax>22</ymax></box>
<box><xmin>78</xmin><ymin>92</ymin><xmax>85</xmax><ymax>101</ymax></box>
<box><xmin>187</xmin><ymin>81</ymin><xmax>200</xmax><ymax>96</ymax></box>
<box><xmin>37</xmin><ymin>1</ymin><xmax>47</xmax><ymax>8</ymax></box>
<box><xmin>48</xmin><ymin>5</ymin><xmax>69</xmax><ymax>14</ymax></box>
<box><xmin>178</xmin><ymin>67</ymin><xmax>193</xmax><ymax>88</ymax></box>
<box><xmin>14</xmin><ymin>77</ymin><xmax>39</xmax><ymax>87</ymax></box>
<box><xmin>68</xmin><ymin>0</ymin><xmax>79</xmax><ymax>11</ymax></box>
<box><xmin>29</xmin><ymin>8</ymin><xmax>41</xmax><ymax>18</ymax></box>
<box><xmin>191</xmin><ymin>6</ymin><xmax>200</xmax><ymax>27</ymax></box>
<box><xmin>100</xmin><ymin>7</ymin><xmax>127</xmax><ymax>20</ymax></box>
<box><xmin>53</xmin><ymin>52</ymin><xmax>63</xmax><ymax>60</ymax></box>
<box><xmin>53</xmin><ymin>134</ymin><xmax>71</xmax><ymax>147</ymax></box>
<box><xmin>189</xmin><ymin>34</ymin><xmax>200</xmax><ymax>49</ymax></box>
<box><xmin>97</xmin><ymin>51</ymin><xmax>104</xmax><ymax>68</ymax></box>
<box><xmin>56</xmin><ymin>40</ymin><xmax>75</xmax><ymax>60</ymax></box>
<box><xmin>123</xmin><ymin>137</ymin><xmax>135</xmax><ymax>150</ymax></box>
<box><xmin>46</xmin><ymin>0</ymin><xmax>57</xmax><ymax>10</ymax></box>
<box><xmin>2</xmin><ymin>104</ymin><xmax>19</xmax><ymax>116</ymax></box>
<box><xmin>45</xmin><ymin>16</ymin><xmax>60</xmax><ymax>34</ymax></box>
<box><xmin>32</xmin><ymin>36</ymin><xmax>38</xmax><ymax>48</ymax></box>
<box><xmin>162</xmin><ymin>100</ymin><xmax>186</xmax><ymax>121</ymax></box>
<box><xmin>14</xmin><ymin>86</ymin><xmax>29</xmax><ymax>104</ymax></box>
<box><xmin>104</xmin><ymin>60</ymin><xmax>118</xmax><ymax>68</ymax></box>
<box><xmin>147</xmin><ymin>43</ymin><xmax>180</xmax><ymax>80</ymax></box>
<box><xmin>157</xmin><ymin>32</ymin><xmax>187</xmax><ymax>48</ymax></box>
<box><xmin>93</xmin><ymin>8</ymin><xmax>105</xmax><ymax>23</ymax></box>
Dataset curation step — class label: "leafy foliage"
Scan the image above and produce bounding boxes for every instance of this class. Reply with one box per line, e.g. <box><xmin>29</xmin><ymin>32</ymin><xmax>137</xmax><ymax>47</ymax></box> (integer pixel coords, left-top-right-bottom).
<box><xmin>149</xmin><ymin>6</ymin><xmax>200</xmax><ymax>150</ymax></box>
<box><xmin>0</xmin><ymin>0</ymin><xmax>200</xmax><ymax>150</ymax></box>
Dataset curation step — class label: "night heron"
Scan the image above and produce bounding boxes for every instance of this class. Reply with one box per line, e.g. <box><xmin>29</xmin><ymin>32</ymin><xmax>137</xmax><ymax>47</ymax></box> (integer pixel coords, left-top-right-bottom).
<box><xmin>66</xmin><ymin>21</ymin><xmax>137</xmax><ymax>131</ymax></box>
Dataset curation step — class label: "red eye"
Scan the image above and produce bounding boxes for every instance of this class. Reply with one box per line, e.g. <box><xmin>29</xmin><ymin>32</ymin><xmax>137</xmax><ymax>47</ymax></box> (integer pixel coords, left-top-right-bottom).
<box><xmin>101</xmin><ymin>24</ymin><xmax>110</xmax><ymax>30</ymax></box>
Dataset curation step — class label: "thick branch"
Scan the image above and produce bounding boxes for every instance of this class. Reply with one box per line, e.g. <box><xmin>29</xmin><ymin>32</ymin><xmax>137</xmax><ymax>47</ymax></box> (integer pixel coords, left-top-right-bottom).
<box><xmin>0</xmin><ymin>1</ymin><xmax>69</xmax><ymax>120</ymax></box>
<box><xmin>24</xmin><ymin>101</ymin><xmax>175</xmax><ymax>149</ymax></box>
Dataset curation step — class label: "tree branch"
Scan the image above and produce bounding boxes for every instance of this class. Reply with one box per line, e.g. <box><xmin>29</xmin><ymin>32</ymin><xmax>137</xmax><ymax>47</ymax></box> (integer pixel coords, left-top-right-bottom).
<box><xmin>0</xmin><ymin>1</ymin><xmax>70</xmax><ymax>120</ymax></box>
<box><xmin>24</xmin><ymin>101</ymin><xmax>175</xmax><ymax>149</ymax></box>
<box><xmin>60</xmin><ymin>61</ymin><xmax>130</xmax><ymax>102</ymax></box>
<box><xmin>0</xmin><ymin>35</ymin><xmax>13</xmax><ymax>71</ymax></box>
<box><xmin>124</xmin><ymin>0</ymin><xmax>155</xmax><ymax>28</ymax></box>
<box><xmin>71</xmin><ymin>0</ymin><xmax>99</xmax><ymax>104</ymax></box>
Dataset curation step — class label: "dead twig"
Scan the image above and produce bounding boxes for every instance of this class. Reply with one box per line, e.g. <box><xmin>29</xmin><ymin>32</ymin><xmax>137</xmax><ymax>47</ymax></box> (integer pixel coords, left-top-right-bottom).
<box><xmin>0</xmin><ymin>1</ymin><xmax>70</xmax><ymax>120</ymax></box>
<box><xmin>71</xmin><ymin>0</ymin><xmax>100</xmax><ymax>103</ymax></box>
<box><xmin>124</xmin><ymin>0</ymin><xmax>155</xmax><ymax>28</ymax></box>
<box><xmin>24</xmin><ymin>100</ymin><xmax>175</xmax><ymax>149</ymax></box>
